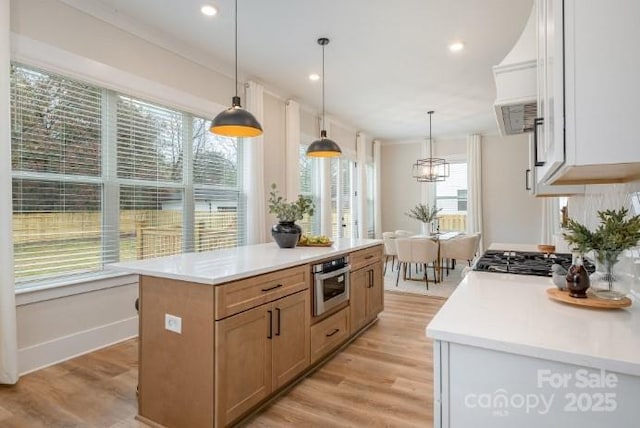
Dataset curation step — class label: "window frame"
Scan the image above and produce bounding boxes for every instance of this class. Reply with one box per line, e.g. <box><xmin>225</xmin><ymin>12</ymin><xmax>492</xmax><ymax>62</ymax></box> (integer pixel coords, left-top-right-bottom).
<box><xmin>10</xmin><ymin>58</ymin><xmax>244</xmax><ymax>302</ymax></box>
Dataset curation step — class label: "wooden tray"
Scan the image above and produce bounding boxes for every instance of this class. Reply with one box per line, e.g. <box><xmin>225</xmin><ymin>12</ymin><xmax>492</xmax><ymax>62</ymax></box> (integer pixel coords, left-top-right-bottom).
<box><xmin>297</xmin><ymin>241</ymin><xmax>333</xmax><ymax>247</ymax></box>
<box><xmin>546</xmin><ymin>288</ymin><xmax>632</xmax><ymax>309</ymax></box>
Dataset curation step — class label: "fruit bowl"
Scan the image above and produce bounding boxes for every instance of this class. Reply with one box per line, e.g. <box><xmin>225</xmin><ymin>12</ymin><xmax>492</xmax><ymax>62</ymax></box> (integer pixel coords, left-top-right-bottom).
<box><xmin>298</xmin><ymin>234</ymin><xmax>333</xmax><ymax>247</ymax></box>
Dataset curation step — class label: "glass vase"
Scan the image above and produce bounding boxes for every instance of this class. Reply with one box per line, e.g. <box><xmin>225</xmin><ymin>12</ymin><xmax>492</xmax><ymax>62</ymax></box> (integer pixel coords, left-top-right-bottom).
<box><xmin>590</xmin><ymin>250</ymin><xmax>627</xmax><ymax>300</ymax></box>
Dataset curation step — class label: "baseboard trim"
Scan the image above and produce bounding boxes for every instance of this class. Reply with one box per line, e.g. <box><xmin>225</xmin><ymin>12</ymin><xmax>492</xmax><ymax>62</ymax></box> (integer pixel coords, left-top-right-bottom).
<box><xmin>18</xmin><ymin>316</ymin><xmax>139</xmax><ymax>375</ymax></box>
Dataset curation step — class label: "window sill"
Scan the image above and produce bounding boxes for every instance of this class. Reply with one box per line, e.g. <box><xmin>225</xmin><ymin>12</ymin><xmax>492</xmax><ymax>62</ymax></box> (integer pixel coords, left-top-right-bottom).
<box><xmin>15</xmin><ymin>271</ymin><xmax>139</xmax><ymax>306</ymax></box>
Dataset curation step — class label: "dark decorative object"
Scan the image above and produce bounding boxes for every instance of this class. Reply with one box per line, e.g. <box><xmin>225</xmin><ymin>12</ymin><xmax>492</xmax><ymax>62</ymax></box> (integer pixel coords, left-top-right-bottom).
<box><xmin>271</xmin><ymin>222</ymin><xmax>303</xmax><ymax>249</ymax></box>
<box><xmin>268</xmin><ymin>183</ymin><xmax>314</xmax><ymax>249</ymax></box>
<box><xmin>566</xmin><ymin>254</ymin><xmax>590</xmax><ymax>298</ymax></box>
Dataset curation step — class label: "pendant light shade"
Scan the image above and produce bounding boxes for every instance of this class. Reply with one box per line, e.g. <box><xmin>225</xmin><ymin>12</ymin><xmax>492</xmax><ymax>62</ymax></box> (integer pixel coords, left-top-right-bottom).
<box><xmin>412</xmin><ymin>111</ymin><xmax>450</xmax><ymax>182</ymax></box>
<box><xmin>306</xmin><ymin>37</ymin><xmax>342</xmax><ymax>158</ymax></box>
<box><xmin>210</xmin><ymin>0</ymin><xmax>263</xmax><ymax>138</ymax></box>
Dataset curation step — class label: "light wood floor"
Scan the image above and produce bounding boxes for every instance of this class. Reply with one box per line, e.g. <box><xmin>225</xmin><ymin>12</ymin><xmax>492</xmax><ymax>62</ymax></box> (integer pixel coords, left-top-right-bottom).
<box><xmin>0</xmin><ymin>292</ymin><xmax>445</xmax><ymax>428</ymax></box>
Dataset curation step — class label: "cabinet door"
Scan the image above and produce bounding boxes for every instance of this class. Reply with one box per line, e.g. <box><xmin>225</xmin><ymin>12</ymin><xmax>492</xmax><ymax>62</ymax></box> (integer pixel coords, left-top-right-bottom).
<box><xmin>536</xmin><ymin>0</ymin><xmax>567</xmax><ymax>184</ymax></box>
<box><xmin>215</xmin><ymin>304</ymin><xmax>272</xmax><ymax>427</ymax></box>
<box><xmin>366</xmin><ymin>263</ymin><xmax>384</xmax><ymax>322</ymax></box>
<box><xmin>349</xmin><ymin>267</ymin><xmax>368</xmax><ymax>335</ymax></box>
<box><xmin>272</xmin><ymin>291</ymin><xmax>310</xmax><ymax>390</ymax></box>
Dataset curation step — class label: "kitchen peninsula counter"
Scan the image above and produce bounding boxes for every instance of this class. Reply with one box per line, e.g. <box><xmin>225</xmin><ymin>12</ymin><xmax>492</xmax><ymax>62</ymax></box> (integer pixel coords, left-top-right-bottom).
<box><xmin>426</xmin><ymin>244</ymin><xmax>640</xmax><ymax>427</ymax></box>
<box><xmin>109</xmin><ymin>238</ymin><xmax>381</xmax><ymax>284</ymax></box>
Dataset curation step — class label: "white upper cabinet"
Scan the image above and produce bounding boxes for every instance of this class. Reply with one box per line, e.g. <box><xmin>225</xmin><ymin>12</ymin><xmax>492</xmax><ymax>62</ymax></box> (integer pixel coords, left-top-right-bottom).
<box><xmin>535</xmin><ymin>0</ymin><xmax>640</xmax><ymax>185</ymax></box>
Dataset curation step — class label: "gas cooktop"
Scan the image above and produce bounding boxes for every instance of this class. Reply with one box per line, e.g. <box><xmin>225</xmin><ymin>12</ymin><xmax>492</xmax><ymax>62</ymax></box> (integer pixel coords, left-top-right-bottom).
<box><xmin>473</xmin><ymin>250</ymin><xmax>595</xmax><ymax>277</ymax></box>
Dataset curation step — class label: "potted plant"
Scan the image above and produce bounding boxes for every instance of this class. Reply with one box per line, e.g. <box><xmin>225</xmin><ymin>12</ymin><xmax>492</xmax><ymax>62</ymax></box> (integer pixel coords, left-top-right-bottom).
<box><xmin>563</xmin><ymin>207</ymin><xmax>640</xmax><ymax>299</ymax></box>
<box><xmin>405</xmin><ymin>203</ymin><xmax>442</xmax><ymax>234</ymax></box>
<box><xmin>268</xmin><ymin>183</ymin><xmax>315</xmax><ymax>248</ymax></box>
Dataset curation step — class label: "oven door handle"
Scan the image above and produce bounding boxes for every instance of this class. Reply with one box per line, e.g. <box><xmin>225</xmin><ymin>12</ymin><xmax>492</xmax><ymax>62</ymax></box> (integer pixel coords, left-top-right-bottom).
<box><xmin>314</xmin><ymin>265</ymin><xmax>351</xmax><ymax>281</ymax></box>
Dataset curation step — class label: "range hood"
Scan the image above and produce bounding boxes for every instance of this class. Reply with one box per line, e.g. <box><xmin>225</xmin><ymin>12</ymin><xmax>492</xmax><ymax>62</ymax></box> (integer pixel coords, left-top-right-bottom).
<box><xmin>493</xmin><ymin>6</ymin><xmax>537</xmax><ymax>136</ymax></box>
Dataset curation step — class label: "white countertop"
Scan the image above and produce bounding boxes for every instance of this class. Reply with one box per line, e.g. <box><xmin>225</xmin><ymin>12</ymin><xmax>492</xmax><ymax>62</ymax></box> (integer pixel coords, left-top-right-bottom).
<box><xmin>427</xmin><ymin>244</ymin><xmax>640</xmax><ymax>376</ymax></box>
<box><xmin>108</xmin><ymin>238</ymin><xmax>382</xmax><ymax>285</ymax></box>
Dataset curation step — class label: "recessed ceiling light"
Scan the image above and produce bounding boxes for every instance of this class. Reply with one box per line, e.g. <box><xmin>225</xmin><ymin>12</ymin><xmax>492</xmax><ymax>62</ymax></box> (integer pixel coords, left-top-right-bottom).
<box><xmin>309</xmin><ymin>73</ymin><xmax>320</xmax><ymax>82</ymax></box>
<box><xmin>449</xmin><ymin>42</ymin><xmax>465</xmax><ymax>52</ymax></box>
<box><xmin>201</xmin><ymin>4</ymin><xmax>218</xmax><ymax>16</ymax></box>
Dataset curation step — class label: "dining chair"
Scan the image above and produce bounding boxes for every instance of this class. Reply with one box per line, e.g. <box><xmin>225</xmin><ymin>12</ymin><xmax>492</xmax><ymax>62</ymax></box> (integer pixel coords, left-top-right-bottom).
<box><xmin>440</xmin><ymin>233</ymin><xmax>482</xmax><ymax>276</ymax></box>
<box><xmin>382</xmin><ymin>232</ymin><xmax>397</xmax><ymax>274</ymax></box>
<box><xmin>395</xmin><ymin>238</ymin><xmax>439</xmax><ymax>290</ymax></box>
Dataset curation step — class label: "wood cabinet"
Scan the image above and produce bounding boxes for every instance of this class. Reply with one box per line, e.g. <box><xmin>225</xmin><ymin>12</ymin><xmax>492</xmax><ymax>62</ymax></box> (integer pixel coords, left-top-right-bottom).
<box><xmin>535</xmin><ymin>0</ymin><xmax>640</xmax><ymax>186</ymax></box>
<box><xmin>350</xmin><ymin>249</ymin><xmax>384</xmax><ymax>335</ymax></box>
<box><xmin>215</xmin><ymin>290</ymin><xmax>309</xmax><ymax>427</ymax></box>
<box><xmin>310</xmin><ymin>306</ymin><xmax>350</xmax><ymax>364</ymax></box>
<box><xmin>136</xmin><ymin>244</ymin><xmax>383</xmax><ymax>428</ymax></box>
<box><xmin>138</xmin><ymin>277</ymin><xmax>214</xmax><ymax>428</ymax></box>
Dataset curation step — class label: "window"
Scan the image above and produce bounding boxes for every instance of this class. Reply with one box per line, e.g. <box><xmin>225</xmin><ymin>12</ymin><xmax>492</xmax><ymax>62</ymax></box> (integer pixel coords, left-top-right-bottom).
<box><xmin>435</xmin><ymin>162</ymin><xmax>467</xmax><ymax>232</ymax></box>
<box><xmin>366</xmin><ymin>163</ymin><xmax>375</xmax><ymax>238</ymax></box>
<box><xmin>299</xmin><ymin>144</ymin><xmax>321</xmax><ymax>235</ymax></box>
<box><xmin>10</xmin><ymin>63</ymin><xmax>245</xmax><ymax>287</ymax></box>
<box><xmin>331</xmin><ymin>158</ymin><xmax>355</xmax><ymax>239</ymax></box>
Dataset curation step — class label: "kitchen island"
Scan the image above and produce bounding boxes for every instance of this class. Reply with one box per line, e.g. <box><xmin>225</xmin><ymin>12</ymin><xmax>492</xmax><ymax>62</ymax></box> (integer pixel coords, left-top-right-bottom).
<box><xmin>426</xmin><ymin>244</ymin><xmax>640</xmax><ymax>427</ymax></box>
<box><xmin>110</xmin><ymin>238</ymin><xmax>384</xmax><ymax>428</ymax></box>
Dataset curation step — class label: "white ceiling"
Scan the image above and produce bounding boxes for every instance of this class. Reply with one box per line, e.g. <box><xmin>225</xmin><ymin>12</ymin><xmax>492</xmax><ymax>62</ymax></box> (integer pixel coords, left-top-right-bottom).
<box><xmin>72</xmin><ymin>0</ymin><xmax>533</xmax><ymax>141</ymax></box>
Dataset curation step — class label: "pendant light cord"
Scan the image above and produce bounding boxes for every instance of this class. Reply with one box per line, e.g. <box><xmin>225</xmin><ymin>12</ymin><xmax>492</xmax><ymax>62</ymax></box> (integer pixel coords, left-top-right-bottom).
<box><xmin>321</xmin><ymin>42</ymin><xmax>326</xmax><ymax>131</ymax></box>
<box><xmin>428</xmin><ymin>111</ymin><xmax>434</xmax><ymax>158</ymax></box>
<box><xmin>235</xmin><ymin>0</ymin><xmax>238</xmax><ymax>98</ymax></box>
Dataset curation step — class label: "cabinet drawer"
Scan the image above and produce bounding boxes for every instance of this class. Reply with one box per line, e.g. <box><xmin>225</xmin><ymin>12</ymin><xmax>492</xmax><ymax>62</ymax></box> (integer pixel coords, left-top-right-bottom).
<box><xmin>310</xmin><ymin>307</ymin><xmax>350</xmax><ymax>364</ymax></box>
<box><xmin>215</xmin><ymin>265</ymin><xmax>309</xmax><ymax>320</ymax></box>
<box><xmin>350</xmin><ymin>245</ymin><xmax>383</xmax><ymax>271</ymax></box>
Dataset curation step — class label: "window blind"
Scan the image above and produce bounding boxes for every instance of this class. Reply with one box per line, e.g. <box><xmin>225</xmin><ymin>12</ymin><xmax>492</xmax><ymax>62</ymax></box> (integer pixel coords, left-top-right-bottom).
<box><xmin>193</xmin><ymin>117</ymin><xmax>245</xmax><ymax>251</ymax></box>
<box><xmin>117</xmin><ymin>95</ymin><xmax>184</xmax><ymax>261</ymax></box>
<box><xmin>10</xmin><ymin>63</ymin><xmax>247</xmax><ymax>287</ymax></box>
<box><xmin>11</xmin><ymin>64</ymin><xmax>104</xmax><ymax>284</ymax></box>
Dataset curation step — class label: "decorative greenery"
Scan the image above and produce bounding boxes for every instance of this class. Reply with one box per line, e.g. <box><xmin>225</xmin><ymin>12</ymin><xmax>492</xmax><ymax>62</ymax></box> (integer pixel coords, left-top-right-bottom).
<box><xmin>268</xmin><ymin>183</ymin><xmax>315</xmax><ymax>223</ymax></box>
<box><xmin>563</xmin><ymin>208</ymin><xmax>640</xmax><ymax>255</ymax></box>
<box><xmin>405</xmin><ymin>203</ymin><xmax>441</xmax><ymax>224</ymax></box>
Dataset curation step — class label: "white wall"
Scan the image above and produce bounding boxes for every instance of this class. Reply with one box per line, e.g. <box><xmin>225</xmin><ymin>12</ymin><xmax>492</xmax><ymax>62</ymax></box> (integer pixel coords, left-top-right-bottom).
<box><xmin>481</xmin><ymin>133</ymin><xmax>542</xmax><ymax>247</ymax></box>
<box><xmin>380</xmin><ymin>142</ymin><xmax>425</xmax><ymax>234</ymax></box>
<box><xmin>380</xmin><ymin>133</ymin><xmax>543</xmax><ymax>248</ymax></box>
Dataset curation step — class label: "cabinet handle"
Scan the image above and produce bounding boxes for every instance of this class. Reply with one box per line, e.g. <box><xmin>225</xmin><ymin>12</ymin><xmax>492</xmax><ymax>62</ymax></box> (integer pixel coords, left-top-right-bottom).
<box><xmin>525</xmin><ymin>169</ymin><xmax>532</xmax><ymax>191</ymax></box>
<box><xmin>261</xmin><ymin>284</ymin><xmax>283</xmax><ymax>292</ymax></box>
<box><xmin>364</xmin><ymin>255</ymin><xmax>374</xmax><ymax>260</ymax></box>
<box><xmin>368</xmin><ymin>269</ymin><xmax>373</xmax><ymax>288</ymax></box>
<box><xmin>267</xmin><ymin>310</ymin><xmax>273</xmax><ymax>339</ymax></box>
<box><xmin>533</xmin><ymin>117</ymin><xmax>545</xmax><ymax>167</ymax></box>
<box><xmin>275</xmin><ymin>308</ymin><xmax>281</xmax><ymax>336</ymax></box>
<box><xmin>325</xmin><ymin>328</ymin><xmax>340</xmax><ymax>337</ymax></box>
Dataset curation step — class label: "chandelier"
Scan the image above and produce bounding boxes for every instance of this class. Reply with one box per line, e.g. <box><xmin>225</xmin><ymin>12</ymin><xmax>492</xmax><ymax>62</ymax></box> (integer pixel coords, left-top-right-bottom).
<box><xmin>412</xmin><ymin>111</ymin><xmax>449</xmax><ymax>182</ymax></box>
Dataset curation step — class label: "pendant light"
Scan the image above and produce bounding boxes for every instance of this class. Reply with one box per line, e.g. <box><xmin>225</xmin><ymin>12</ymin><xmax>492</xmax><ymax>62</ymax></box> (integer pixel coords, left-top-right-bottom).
<box><xmin>306</xmin><ymin>37</ymin><xmax>342</xmax><ymax>158</ymax></box>
<box><xmin>412</xmin><ymin>111</ymin><xmax>450</xmax><ymax>182</ymax></box>
<box><xmin>210</xmin><ymin>0</ymin><xmax>263</xmax><ymax>137</ymax></box>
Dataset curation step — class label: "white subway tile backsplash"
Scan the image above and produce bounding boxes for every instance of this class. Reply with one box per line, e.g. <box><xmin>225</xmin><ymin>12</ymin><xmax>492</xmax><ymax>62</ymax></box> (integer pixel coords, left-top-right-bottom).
<box><xmin>568</xmin><ymin>180</ymin><xmax>640</xmax><ymax>293</ymax></box>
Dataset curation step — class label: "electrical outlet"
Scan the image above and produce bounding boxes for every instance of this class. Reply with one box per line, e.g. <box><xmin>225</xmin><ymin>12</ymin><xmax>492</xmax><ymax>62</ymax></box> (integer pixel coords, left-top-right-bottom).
<box><xmin>165</xmin><ymin>313</ymin><xmax>182</xmax><ymax>334</ymax></box>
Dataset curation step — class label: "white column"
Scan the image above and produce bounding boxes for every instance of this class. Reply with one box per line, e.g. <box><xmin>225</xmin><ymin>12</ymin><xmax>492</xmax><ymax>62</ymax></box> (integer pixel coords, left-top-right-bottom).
<box><xmin>0</xmin><ymin>0</ymin><xmax>18</xmax><ymax>385</ymax></box>
<box><xmin>373</xmin><ymin>140</ymin><xmax>383</xmax><ymax>239</ymax></box>
<box><xmin>356</xmin><ymin>132</ymin><xmax>367</xmax><ymax>239</ymax></box>
<box><xmin>284</xmin><ymin>100</ymin><xmax>301</xmax><ymax>201</ymax></box>
<box><xmin>244</xmin><ymin>81</ymin><xmax>266</xmax><ymax>244</ymax></box>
